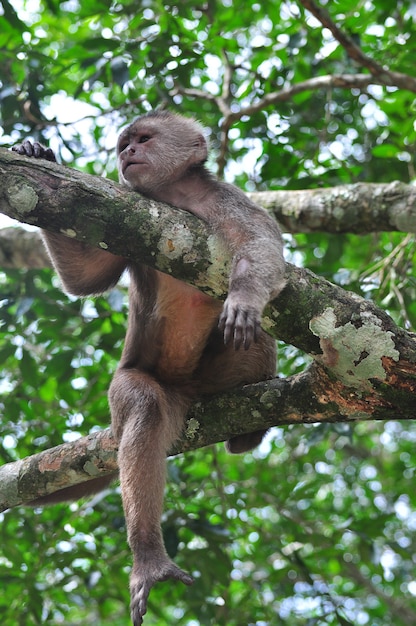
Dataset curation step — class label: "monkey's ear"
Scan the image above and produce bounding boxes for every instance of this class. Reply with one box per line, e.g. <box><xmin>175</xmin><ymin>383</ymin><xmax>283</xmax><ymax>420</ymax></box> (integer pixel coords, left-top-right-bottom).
<box><xmin>193</xmin><ymin>134</ymin><xmax>208</xmax><ymax>164</ymax></box>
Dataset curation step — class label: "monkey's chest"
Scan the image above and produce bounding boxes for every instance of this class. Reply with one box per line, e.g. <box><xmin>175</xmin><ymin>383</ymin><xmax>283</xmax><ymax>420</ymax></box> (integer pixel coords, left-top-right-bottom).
<box><xmin>154</xmin><ymin>280</ymin><xmax>222</xmax><ymax>382</ymax></box>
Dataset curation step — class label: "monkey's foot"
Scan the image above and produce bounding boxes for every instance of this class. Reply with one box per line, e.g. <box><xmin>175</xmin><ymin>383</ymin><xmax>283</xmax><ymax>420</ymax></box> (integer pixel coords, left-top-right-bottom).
<box><xmin>130</xmin><ymin>557</ymin><xmax>193</xmax><ymax>625</ymax></box>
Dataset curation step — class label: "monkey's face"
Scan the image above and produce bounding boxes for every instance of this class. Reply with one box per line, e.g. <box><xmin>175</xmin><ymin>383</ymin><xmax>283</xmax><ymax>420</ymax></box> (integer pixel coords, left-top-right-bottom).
<box><xmin>117</xmin><ymin>112</ymin><xmax>208</xmax><ymax>195</ymax></box>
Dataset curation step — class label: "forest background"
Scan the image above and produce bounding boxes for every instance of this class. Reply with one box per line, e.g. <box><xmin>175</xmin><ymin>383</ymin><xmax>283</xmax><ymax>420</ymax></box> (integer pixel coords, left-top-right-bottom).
<box><xmin>0</xmin><ymin>0</ymin><xmax>416</xmax><ymax>624</ymax></box>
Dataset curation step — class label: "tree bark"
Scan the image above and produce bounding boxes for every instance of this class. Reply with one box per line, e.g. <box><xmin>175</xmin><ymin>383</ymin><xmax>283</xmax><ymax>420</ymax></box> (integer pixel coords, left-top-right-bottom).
<box><xmin>0</xmin><ymin>148</ymin><xmax>415</xmax><ymax>509</ymax></box>
<box><xmin>1</xmin><ymin>356</ymin><xmax>415</xmax><ymax>512</ymax></box>
<box><xmin>248</xmin><ymin>182</ymin><xmax>416</xmax><ymax>234</ymax></box>
<box><xmin>1</xmin><ymin>150</ymin><xmax>416</xmax><ymax>253</ymax></box>
<box><xmin>0</xmin><ymin>226</ymin><xmax>51</xmax><ymax>269</ymax></box>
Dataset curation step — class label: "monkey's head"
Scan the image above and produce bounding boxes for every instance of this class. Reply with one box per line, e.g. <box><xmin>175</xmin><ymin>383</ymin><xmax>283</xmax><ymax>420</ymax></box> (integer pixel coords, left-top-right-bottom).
<box><xmin>117</xmin><ymin>111</ymin><xmax>208</xmax><ymax>194</ymax></box>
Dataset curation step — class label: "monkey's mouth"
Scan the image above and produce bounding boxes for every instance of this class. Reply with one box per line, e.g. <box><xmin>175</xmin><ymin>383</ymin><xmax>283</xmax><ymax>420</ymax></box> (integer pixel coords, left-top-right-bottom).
<box><xmin>123</xmin><ymin>161</ymin><xmax>146</xmax><ymax>174</ymax></box>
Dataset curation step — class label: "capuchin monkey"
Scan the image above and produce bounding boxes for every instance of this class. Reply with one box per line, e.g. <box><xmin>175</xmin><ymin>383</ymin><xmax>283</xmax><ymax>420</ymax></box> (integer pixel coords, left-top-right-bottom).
<box><xmin>12</xmin><ymin>111</ymin><xmax>286</xmax><ymax>625</ymax></box>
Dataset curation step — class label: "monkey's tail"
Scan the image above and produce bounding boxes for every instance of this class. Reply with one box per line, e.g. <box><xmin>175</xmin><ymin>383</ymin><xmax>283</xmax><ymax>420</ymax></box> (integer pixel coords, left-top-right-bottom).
<box><xmin>30</xmin><ymin>472</ymin><xmax>118</xmax><ymax>506</ymax></box>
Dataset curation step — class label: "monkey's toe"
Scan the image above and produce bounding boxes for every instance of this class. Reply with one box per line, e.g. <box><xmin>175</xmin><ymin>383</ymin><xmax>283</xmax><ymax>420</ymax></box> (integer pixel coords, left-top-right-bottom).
<box><xmin>130</xmin><ymin>583</ymin><xmax>152</xmax><ymax>626</ymax></box>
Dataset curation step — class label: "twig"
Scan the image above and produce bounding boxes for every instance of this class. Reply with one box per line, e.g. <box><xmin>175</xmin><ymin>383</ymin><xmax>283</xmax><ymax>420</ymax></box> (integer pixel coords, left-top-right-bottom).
<box><xmin>299</xmin><ymin>0</ymin><xmax>416</xmax><ymax>91</ymax></box>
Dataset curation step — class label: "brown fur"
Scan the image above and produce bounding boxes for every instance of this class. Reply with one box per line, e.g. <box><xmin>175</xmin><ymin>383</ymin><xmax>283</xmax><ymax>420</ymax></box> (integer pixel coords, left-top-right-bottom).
<box><xmin>13</xmin><ymin>112</ymin><xmax>286</xmax><ymax>625</ymax></box>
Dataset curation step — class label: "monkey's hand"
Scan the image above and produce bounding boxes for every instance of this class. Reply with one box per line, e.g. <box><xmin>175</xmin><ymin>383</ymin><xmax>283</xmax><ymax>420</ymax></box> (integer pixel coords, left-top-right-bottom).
<box><xmin>218</xmin><ymin>294</ymin><xmax>261</xmax><ymax>351</ymax></box>
<box><xmin>130</xmin><ymin>556</ymin><xmax>193</xmax><ymax>625</ymax></box>
<box><xmin>12</xmin><ymin>140</ymin><xmax>56</xmax><ymax>162</ymax></box>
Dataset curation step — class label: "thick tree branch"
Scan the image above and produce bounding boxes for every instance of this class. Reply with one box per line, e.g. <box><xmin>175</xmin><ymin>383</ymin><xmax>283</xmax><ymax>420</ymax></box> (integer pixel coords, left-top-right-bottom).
<box><xmin>1</xmin><ymin>151</ymin><xmax>415</xmax><ymax>267</ymax></box>
<box><xmin>0</xmin><ymin>148</ymin><xmax>231</xmax><ymax>296</ymax></box>
<box><xmin>1</xmin><ymin>178</ymin><xmax>415</xmax><ymax>273</ymax></box>
<box><xmin>0</xmin><ymin>150</ymin><xmax>415</xmax><ymax>508</ymax></box>
<box><xmin>248</xmin><ymin>182</ymin><xmax>416</xmax><ymax>234</ymax></box>
<box><xmin>1</xmin><ymin>356</ymin><xmax>415</xmax><ymax>512</ymax></box>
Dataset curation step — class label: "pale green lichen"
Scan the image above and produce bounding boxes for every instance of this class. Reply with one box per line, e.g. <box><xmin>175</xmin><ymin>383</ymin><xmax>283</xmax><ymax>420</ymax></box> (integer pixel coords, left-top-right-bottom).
<box><xmin>60</xmin><ymin>228</ymin><xmax>77</xmax><ymax>238</ymax></box>
<box><xmin>310</xmin><ymin>307</ymin><xmax>399</xmax><ymax>390</ymax></box>
<box><xmin>393</xmin><ymin>210</ymin><xmax>416</xmax><ymax>233</ymax></box>
<box><xmin>148</xmin><ymin>203</ymin><xmax>160</xmax><ymax>219</ymax></box>
<box><xmin>262</xmin><ymin>315</ymin><xmax>276</xmax><ymax>331</ymax></box>
<box><xmin>198</xmin><ymin>234</ymin><xmax>230</xmax><ymax>295</ymax></box>
<box><xmin>260</xmin><ymin>388</ymin><xmax>281</xmax><ymax>407</ymax></box>
<box><xmin>333</xmin><ymin>205</ymin><xmax>346</xmax><ymax>220</ymax></box>
<box><xmin>7</xmin><ymin>180</ymin><xmax>38</xmax><ymax>214</ymax></box>
<box><xmin>185</xmin><ymin>417</ymin><xmax>200</xmax><ymax>440</ymax></box>
<box><xmin>158</xmin><ymin>223</ymin><xmax>194</xmax><ymax>260</ymax></box>
<box><xmin>0</xmin><ymin>458</ymin><xmax>24</xmax><ymax>508</ymax></box>
<box><xmin>82</xmin><ymin>460</ymin><xmax>102</xmax><ymax>477</ymax></box>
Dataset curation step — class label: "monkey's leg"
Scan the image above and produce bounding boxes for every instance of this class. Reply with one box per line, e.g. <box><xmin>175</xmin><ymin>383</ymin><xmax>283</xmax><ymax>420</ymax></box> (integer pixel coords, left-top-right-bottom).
<box><xmin>197</xmin><ymin>329</ymin><xmax>277</xmax><ymax>452</ymax></box>
<box><xmin>109</xmin><ymin>369</ymin><xmax>193</xmax><ymax>626</ymax></box>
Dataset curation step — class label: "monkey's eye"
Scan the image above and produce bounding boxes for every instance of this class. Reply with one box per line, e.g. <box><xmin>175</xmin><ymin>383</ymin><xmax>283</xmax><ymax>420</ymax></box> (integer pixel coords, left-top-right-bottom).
<box><xmin>138</xmin><ymin>135</ymin><xmax>150</xmax><ymax>143</ymax></box>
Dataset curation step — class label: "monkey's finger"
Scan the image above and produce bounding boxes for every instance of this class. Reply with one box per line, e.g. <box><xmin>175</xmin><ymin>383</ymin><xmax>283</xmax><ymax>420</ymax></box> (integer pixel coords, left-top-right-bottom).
<box><xmin>34</xmin><ymin>142</ymin><xmax>51</xmax><ymax>159</ymax></box>
<box><xmin>218</xmin><ymin>302</ymin><xmax>237</xmax><ymax>346</ymax></box>
<box><xmin>225</xmin><ymin>316</ymin><xmax>241</xmax><ymax>346</ymax></box>
<box><xmin>233</xmin><ymin>307</ymin><xmax>249</xmax><ymax>350</ymax></box>
<box><xmin>218</xmin><ymin>302</ymin><xmax>229</xmax><ymax>331</ymax></box>
<box><xmin>45</xmin><ymin>148</ymin><xmax>57</xmax><ymax>162</ymax></box>
<box><xmin>25</xmin><ymin>139</ymin><xmax>40</xmax><ymax>157</ymax></box>
<box><xmin>33</xmin><ymin>142</ymin><xmax>43</xmax><ymax>158</ymax></box>
<box><xmin>33</xmin><ymin>142</ymin><xmax>57</xmax><ymax>162</ymax></box>
<box><xmin>178</xmin><ymin>571</ymin><xmax>194</xmax><ymax>586</ymax></box>
<box><xmin>241</xmin><ymin>312</ymin><xmax>258</xmax><ymax>350</ymax></box>
<box><xmin>243</xmin><ymin>322</ymin><xmax>254</xmax><ymax>350</ymax></box>
<box><xmin>223</xmin><ymin>319</ymin><xmax>235</xmax><ymax>346</ymax></box>
<box><xmin>131</xmin><ymin>584</ymin><xmax>149</xmax><ymax>626</ymax></box>
<box><xmin>243</xmin><ymin>316</ymin><xmax>261</xmax><ymax>349</ymax></box>
<box><xmin>23</xmin><ymin>140</ymin><xmax>36</xmax><ymax>156</ymax></box>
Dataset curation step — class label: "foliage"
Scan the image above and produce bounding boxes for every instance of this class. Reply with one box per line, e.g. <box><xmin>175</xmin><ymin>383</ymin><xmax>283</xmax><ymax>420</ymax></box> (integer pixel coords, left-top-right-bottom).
<box><xmin>0</xmin><ymin>0</ymin><xmax>416</xmax><ymax>624</ymax></box>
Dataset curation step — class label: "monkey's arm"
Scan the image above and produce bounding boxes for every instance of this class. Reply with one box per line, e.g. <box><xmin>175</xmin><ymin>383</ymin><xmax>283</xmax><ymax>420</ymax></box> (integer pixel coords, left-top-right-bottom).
<box><xmin>12</xmin><ymin>141</ymin><xmax>127</xmax><ymax>296</ymax></box>
<box><xmin>215</xmin><ymin>185</ymin><xmax>286</xmax><ymax>349</ymax></box>
<box><xmin>42</xmin><ymin>232</ymin><xmax>127</xmax><ymax>296</ymax></box>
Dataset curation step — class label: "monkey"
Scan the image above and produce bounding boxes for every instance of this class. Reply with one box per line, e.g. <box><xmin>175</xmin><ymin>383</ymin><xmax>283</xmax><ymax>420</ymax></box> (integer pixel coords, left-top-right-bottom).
<box><xmin>12</xmin><ymin>111</ymin><xmax>286</xmax><ymax>625</ymax></box>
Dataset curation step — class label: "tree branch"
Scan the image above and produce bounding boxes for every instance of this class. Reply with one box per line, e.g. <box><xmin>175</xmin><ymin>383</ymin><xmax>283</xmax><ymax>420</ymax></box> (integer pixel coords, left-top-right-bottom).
<box><xmin>1</xmin><ymin>355</ymin><xmax>415</xmax><ymax>512</ymax></box>
<box><xmin>248</xmin><ymin>181</ymin><xmax>416</xmax><ymax>234</ymax></box>
<box><xmin>173</xmin><ymin>73</ymin><xmax>416</xmax><ymax>130</ymax></box>
<box><xmin>2</xmin><ymin>174</ymin><xmax>416</xmax><ymax>274</ymax></box>
<box><xmin>299</xmin><ymin>0</ymin><xmax>416</xmax><ymax>92</ymax></box>
<box><xmin>1</xmin><ymin>178</ymin><xmax>415</xmax><ymax>274</ymax></box>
